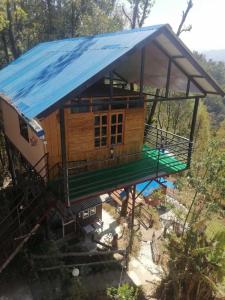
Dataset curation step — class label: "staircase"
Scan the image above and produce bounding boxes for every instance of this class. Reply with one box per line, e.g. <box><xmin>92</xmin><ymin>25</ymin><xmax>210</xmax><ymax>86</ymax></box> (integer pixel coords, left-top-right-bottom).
<box><xmin>0</xmin><ymin>153</ymin><xmax>54</xmax><ymax>273</ymax></box>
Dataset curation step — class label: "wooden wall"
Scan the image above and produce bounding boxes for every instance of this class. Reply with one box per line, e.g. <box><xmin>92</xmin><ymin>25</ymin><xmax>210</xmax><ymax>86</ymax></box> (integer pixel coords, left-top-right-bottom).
<box><xmin>0</xmin><ymin>98</ymin><xmax>46</xmax><ymax>176</ymax></box>
<box><xmin>40</xmin><ymin>100</ymin><xmax>145</xmax><ymax>172</ymax></box>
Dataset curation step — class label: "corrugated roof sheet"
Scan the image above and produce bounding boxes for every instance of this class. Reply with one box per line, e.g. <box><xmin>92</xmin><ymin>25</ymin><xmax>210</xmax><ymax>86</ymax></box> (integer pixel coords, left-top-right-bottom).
<box><xmin>0</xmin><ymin>24</ymin><xmax>223</xmax><ymax>120</ymax></box>
<box><xmin>0</xmin><ymin>25</ymin><xmax>162</xmax><ymax>119</ymax></box>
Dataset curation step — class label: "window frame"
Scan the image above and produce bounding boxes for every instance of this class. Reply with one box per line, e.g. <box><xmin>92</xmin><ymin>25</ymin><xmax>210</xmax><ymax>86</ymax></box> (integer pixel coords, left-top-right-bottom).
<box><xmin>94</xmin><ymin>113</ymin><xmax>109</xmax><ymax>148</ymax></box>
<box><xmin>110</xmin><ymin>112</ymin><xmax>125</xmax><ymax>146</ymax></box>
<box><xmin>94</xmin><ymin>111</ymin><xmax>125</xmax><ymax>148</ymax></box>
<box><xmin>82</xmin><ymin>209</ymin><xmax>90</xmax><ymax>219</ymax></box>
<box><xmin>19</xmin><ymin>116</ymin><xmax>29</xmax><ymax>142</ymax></box>
<box><xmin>89</xmin><ymin>206</ymin><xmax>96</xmax><ymax>216</ymax></box>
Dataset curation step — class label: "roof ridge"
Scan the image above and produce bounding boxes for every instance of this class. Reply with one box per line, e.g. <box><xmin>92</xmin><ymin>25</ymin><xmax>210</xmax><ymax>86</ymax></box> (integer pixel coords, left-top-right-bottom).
<box><xmin>39</xmin><ymin>24</ymin><xmax>167</xmax><ymax>44</ymax></box>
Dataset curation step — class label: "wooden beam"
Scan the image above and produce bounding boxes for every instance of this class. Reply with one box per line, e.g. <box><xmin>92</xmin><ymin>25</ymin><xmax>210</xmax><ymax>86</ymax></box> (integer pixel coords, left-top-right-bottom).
<box><xmin>39</xmin><ymin>259</ymin><xmax>122</xmax><ymax>271</ymax></box>
<box><xmin>165</xmin><ymin>58</ymin><xmax>172</xmax><ymax>98</ymax></box>
<box><xmin>32</xmin><ymin>249</ymin><xmax>126</xmax><ymax>259</ymax></box>
<box><xmin>187</xmin><ymin>96</ymin><xmax>199</xmax><ymax>167</ymax></box>
<box><xmin>140</xmin><ymin>47</ymin><xmax>145</xmax><ymax>96</ymax></box>
<box><xmin>147</xmin><ymin>88</ymin><xmax>160</xmax><ymax>126</ymax></box>
<box><xmin>59</xmin><ymin>108</ymin><xmax>69</xmax><ymax>207</ymax></box>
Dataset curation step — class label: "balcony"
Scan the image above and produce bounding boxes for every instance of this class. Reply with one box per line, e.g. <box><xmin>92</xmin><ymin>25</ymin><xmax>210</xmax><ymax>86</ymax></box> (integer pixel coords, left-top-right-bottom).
<box><xmin>49</xmin><ymin>125</ymin><xmax>191</xmax><ymax>203</ymax></box>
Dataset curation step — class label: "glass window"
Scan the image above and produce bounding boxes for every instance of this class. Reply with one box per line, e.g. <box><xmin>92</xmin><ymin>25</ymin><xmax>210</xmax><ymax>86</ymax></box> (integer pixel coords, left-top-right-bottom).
<box><xmin>83</xmin><ymin>209</ymin><xmax>89</xmax><ymax>219</ymax></box>
<box><xmin>19</xmin><ymin>117</ymin><xmax>29</xmax><ymax>142</ymax></box>
<box><xmin>111</xmin><ymin>125</ymin><xmax>116</xmax><ymax>134</ymax></box>
<box><xmin>129</xmin><ymin>97</ymin><xmax>144</xmax><ymax>108</ymax></box>
<box><xmin>111</xmin><ymin>98</ymin><xmax>126</xmax><ymax>110</ymax></box>
<box><xmin>102</xmin><ymin>127</ymin><xmax>107</xmax><ymax>135</ymax></box>
<box><xmin>94</xmin><ymin>114</ymin><xmax>108</xmax><ymax>148</ymax></box>
<box><xmin>95</xmin><ymin>115</ymin><xmax>100</xmax><ymax>126</ymax></box>
<box><xmin>111</xmin><ymin>136</ymin><xmax>116</xmax><ymax>145</ymax></box>
<box><xmin>89</xmin><ymin>207</ymin><xmax>96</xmax><ymax>216</ymax></box>
<box><xmin>93</xmin><ymin>99</ymin><xmax>109</xmax><ymax>112</ymax></box>
<box><xmin>111</xmin><ymin>114</ymin><xmax>117</xmax><ymax>124</ymax></box>
<box><xmin>118</xmin><ymin>114</ymin><xmax>123</xmax><ymax>123</ymax></box>
<box><xmin>102</xmin><ymin>115</ymin><xmax>107</xmax><ymax>125</ymax></box>
<box><xmin>71</xmin><ymin>99</ymin><xmax>90</xmax><ymax>113</ymax></box>
<box><xmin>94</xmin><ymin>112</ymin><xmax>124</xmax><ymax>147</ymax></box>
<box><xmin>117</xmin><ymin>135</ymin><xmax>122</xmax><ymax>144</ymax></box>
<box><xmin>110</xmin><ymin>112</ymin><xmax>124</xmax><ymax>146</ymax></box>
<box><xmin>95</xmin><ymin>138</ymin><xmax>100</xmax><ymax>147</ymax></box>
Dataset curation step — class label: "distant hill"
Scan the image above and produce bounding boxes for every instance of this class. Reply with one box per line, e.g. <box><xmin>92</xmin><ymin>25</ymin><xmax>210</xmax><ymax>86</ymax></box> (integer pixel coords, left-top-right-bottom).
<box><xmin>203</xmin><ymin>49</ymin><xmax>225</xmax><ymax>62</ymax></box>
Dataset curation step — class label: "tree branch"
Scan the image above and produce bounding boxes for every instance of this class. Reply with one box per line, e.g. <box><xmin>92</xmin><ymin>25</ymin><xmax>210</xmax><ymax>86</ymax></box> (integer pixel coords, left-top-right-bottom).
<box><xmin>122</xmin><ymin>6</ymin><xmax>132</xmax><ymax>27</ymax></box>
<box><xmin>177</xmin><ymin>0</ymin><xmax>193</xmax><ymax>37</ymax></box>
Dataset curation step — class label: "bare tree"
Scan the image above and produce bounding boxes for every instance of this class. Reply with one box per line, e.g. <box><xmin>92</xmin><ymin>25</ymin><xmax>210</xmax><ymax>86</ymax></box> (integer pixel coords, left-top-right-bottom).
<box><xmin>176</xmin><ymin>0</ymin><xmax>193</xmax><ymax>37</ymax></box>
<box><xmin>122</xmin><ymin>0</ymin><xmax>155</xmax><ymax>29</ymax></box>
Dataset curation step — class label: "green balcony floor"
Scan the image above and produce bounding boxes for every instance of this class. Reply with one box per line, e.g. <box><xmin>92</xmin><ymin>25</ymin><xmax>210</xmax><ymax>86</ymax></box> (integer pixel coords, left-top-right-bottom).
<box><xmin>68</xmin><ymin>145</ymin><xmax>187</xmax><ymax>201</ymax></box>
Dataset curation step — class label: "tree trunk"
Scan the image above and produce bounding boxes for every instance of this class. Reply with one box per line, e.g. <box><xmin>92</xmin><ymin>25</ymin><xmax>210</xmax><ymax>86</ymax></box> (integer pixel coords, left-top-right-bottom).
<box><xmin>120</xmin><ymin>187</ymin><xmax>130</xmax><ymax>217</ymax></box>
<box><xmin>6</xmin><ymin>0</ymin><xmax>20</xmax><ymax>59</ymax></box>
<box><xmin>1</xmin><ymin>31</ymin><xmax>10</xmax><ymax>63</ymax></box>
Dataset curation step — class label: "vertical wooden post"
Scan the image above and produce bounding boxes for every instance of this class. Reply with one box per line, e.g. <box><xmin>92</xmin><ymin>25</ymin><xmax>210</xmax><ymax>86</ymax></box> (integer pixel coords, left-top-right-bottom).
<box><xmin>140</xmin><ymin>47</ymin><xmax>145</xmax><ymax>96</ymax></box>
<box><xmin>147</xmin><ymin>88</ymin><xmax>160</xmax><ymax>126</ymax></box>
<box><xmin>120</xmin><ymin>186</ymin><xmax>130</xmax><ymax>217</ymax></box>
<box><xmin>4</xmin><ymin>136</ymin><xmax>17</xmax><ymax>185</ymax></box>
<box><xmin>186</xmin><ymin>78</ymin><xmax>191</xmax><ymax>98</ymax></box>
<box><xmin>126</xmin><ymin>185</ymin><xmax>136</xmax><ymax>269</ymax></box>
<box><xmin>187</xmin><ymin>97</ymin><xmax>200</xmax><ymax>167</ymax></box>
<box><xmin>59</xmin><ymin>108</ymin><xmax>69</xmax><ymax>207</ymax></box>
<box><xmin>165</xmin><ymin>58</ymin><xmax>172</xmax><ymax>98</ymax></box>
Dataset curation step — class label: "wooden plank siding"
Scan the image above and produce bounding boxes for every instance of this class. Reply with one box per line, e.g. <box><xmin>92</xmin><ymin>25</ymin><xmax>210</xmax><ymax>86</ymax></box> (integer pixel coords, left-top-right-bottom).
<box><xmin>40</xmin><ymin>96</ymin><xmax>146</xmax><ymax>173</ymax></box>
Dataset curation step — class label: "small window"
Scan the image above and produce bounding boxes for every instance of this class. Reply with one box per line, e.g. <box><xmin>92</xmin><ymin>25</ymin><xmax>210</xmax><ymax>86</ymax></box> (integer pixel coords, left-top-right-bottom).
<box><xmin>71</xmin><ymin>99</ymin><xmax>90</xmax><ymax>113</ymax></box>
<box><xmin>83</xmin><ymin>209</ymin><xmax>89</xmax><ymax>219</ymax></box>
<box><xmin>19</xmin><ymin>117</ymin><xmax>29</xmax><ymax>142</ymax></box>
<box><xmin>111</xmin><ymin>98</ymin><xmax>127</xmax><ymax>110</ymax></box>
<box><xmin>93</xmin><ymin>99</ymin><xmax>109</xmax><ymax>112</ymax></box>
<box><xmin>129</xmin><ymin>97</ymin><xmax>144</xmax><ymax>108</ymax></box>
<box><xmin>110</xmin><ymin>113</ymin><xmax>124</xmax><ymax>146</ymax></box>
<box><xmin>94</xmin><ymin>114</ymin><xmax>108</xmax><ymax>148</ymax></box>
<box><xmin>89</xmin><ymin>207</ymin><xmax>96</xmax><ymax>216</ymax></box>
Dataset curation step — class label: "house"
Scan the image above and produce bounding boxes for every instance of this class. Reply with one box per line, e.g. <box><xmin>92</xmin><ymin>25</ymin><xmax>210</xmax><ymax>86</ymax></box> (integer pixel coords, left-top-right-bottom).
<box><xmin>0</xmin><ymin>24</ymin><xmax>224</xmax><ymax>272</ymax></box>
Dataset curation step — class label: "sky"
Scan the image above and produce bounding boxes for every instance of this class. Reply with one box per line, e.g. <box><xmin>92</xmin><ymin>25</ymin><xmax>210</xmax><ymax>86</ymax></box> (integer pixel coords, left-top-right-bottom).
<box><xmin>144</xmin><ymin>0</ymin><xmax>225</xmax><ymax>51</ymax></box>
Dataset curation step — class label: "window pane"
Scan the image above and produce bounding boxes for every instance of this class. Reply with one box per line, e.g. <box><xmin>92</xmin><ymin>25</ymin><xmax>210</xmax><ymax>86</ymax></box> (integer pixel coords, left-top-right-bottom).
<box><xmin>102</xmin><ymin>115</ymin><xmax>107</xmax><ymax>125</ymax></box>
<box><xmin>95</xmin><ymin>138</ymin><xmax>100</xmax><ymax>147</ymax></box>
<box><xmin>89</xmin><ymin>207</ymin><xmax>96</xmax><ymax>216</ymax></box>
<box><xmin>111</xmin><ymin>125</ymin><xmax>116</xmax><ymax>134</ymax></box>
<box><xmin>111</xmin><ymin>136</ymin><xmax>116</xmax><ymax>145</ymax></box>
<box><xmin>93</xmin><ymin>99</ymin><xmax>109</xmax><ymax>112</ymax></box>
<box><xmin>117</xmin><ymin>135</ymin><xmax>122</xmax><ymax>144</ymax></box>
<box><xmin>129</xmin><ymin>98</ymin><xmax>144</xmax><ymax>108</ymax></box>
<box><xmin>111</xmin><ymin>98</ymin><xmax>126</xmax><ymax>110</ymax></box>
<box><xmin>111</xmin><ymin>114</ymin><xmax>116</xmax><ymax>124</ymax></box>
<box><xmin>101</xmin><ymin>137</ymin><xmax>107</xmax><ymax>146</ymax></box>
<box><xmin>71</xmin><ymin>99</ymin><xmax>89</xmax><ymax>113</ymax></box>
<box><xmin>118</xmin><ymin>124</ymin><xmax>122</xmax><ymax>134</ymax></box>
<box><xmin>95</xmin><ymin>116</ymin><xmax>100</xmax><ymax>125</ymax></box>
<box><xmin>118</xmin><ymin>114</ymin><xmax>123</xmax><ymax>123</ymax></box>
<box><xmin>83</xmin><ymin>210</ymin><xmax>89</xmax><ymax>219</ymax></box>
<box><xmin>102</xmin><ymin>126</ymin><xmax>107</xmax><ymax>135</ymax></box>
<box><xmin>19</xmin><ymin>117</ymin><xmax>29</xmax><ymax>142</ymax></box>
<box><xmin>95</xmin><ymin>127</ymin><xmax>100</xmax><ymax>137</ymax></box>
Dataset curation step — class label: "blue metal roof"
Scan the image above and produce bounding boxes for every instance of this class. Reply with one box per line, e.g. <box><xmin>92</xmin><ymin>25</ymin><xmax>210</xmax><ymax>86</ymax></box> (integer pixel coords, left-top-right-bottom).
<box><xmin>0</xmin><ymin>25</ymin><xmax>164</xmax><ymax>119</ymax></box>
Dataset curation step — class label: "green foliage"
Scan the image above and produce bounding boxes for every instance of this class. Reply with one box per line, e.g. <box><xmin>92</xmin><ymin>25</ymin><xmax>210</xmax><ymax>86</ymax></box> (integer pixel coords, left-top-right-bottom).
<box><xmin>157</xmin><ymin>219</ymin><xmax>225</xmax><ymax>300</ymax></box>
<box><xmin>107</xmin><ymin>283</ymin><xmax>139</xmax><ymax>300</ymax></box>
<box><xmin>194</xmin><ymin>51</ymin><xmax>225</xmax><ymax>126</ymax></box>
<box><xmin>0</xmin><ymin>0</ymin><xmax>124</xmax><ymax>68</ymax></box>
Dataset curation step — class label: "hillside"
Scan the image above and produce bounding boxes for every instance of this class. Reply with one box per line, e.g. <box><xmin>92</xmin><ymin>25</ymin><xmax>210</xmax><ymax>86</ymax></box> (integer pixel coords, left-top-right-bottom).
<box><xmin>194</xmin><ymin>51</ymin><xmax>225</xmax><ymax>126</ymax></box>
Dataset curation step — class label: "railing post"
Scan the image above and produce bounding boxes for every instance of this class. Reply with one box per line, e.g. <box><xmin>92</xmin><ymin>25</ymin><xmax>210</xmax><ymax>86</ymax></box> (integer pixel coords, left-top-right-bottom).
<box><xmin>59</xmin><ymin>108</ymin><xmax>70</xmax><ymax>207</ymax></box>
<box><xmin>187</xmin><ymin>96</ymin><xmax>200</xmax><ymax>167</ymax></box>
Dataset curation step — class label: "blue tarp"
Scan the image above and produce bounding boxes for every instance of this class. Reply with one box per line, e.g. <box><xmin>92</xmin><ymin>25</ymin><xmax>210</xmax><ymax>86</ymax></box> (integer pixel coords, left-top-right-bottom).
<box><xmin>136</xmin><ymin>178</ymin><xmax>175</xmax><ymax>196</ymax></box>
<box><xmin>0</xmin><ymin>25</ymin><xmax>163</xmax><ymax>119</ymax></box>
